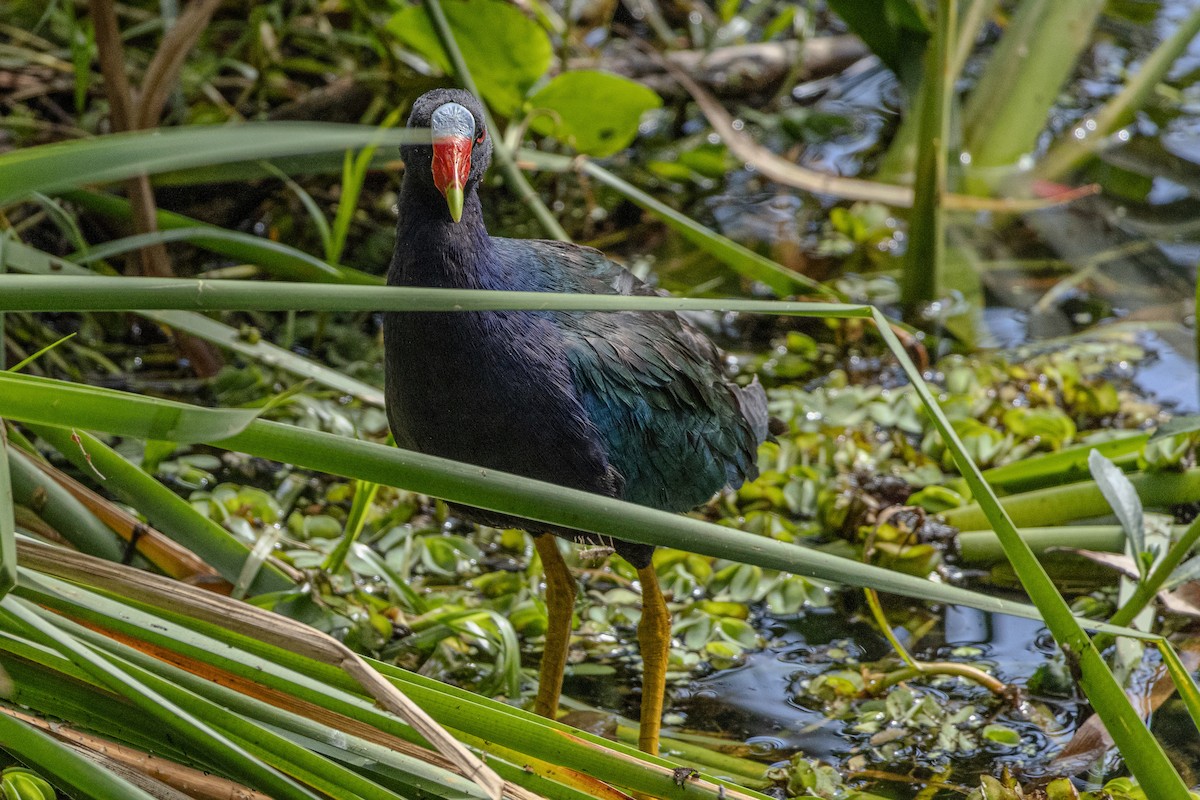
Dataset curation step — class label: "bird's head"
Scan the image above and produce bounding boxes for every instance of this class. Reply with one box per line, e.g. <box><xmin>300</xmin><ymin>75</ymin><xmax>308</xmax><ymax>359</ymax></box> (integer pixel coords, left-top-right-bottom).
<box><xmin>402</xmin><ymin>89</ymin><xmax>491</xmax><ymax>223</ymax></box>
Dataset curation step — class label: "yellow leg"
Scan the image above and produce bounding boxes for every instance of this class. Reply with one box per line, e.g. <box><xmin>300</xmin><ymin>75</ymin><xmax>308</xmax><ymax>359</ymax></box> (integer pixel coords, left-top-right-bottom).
<box><xmin>533</xmin><ymin>534</ymin><xmax>576</xmax><ymax>720</ymax></box>
<box><xmin>636</xmin><ymin>564</ymin><xmax>670</xmax><ymax>756</ymax></box>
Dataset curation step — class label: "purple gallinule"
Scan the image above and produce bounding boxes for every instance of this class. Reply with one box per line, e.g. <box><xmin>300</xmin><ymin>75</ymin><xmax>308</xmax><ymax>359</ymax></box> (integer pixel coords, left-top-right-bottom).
<box><xmin>385</xmin><ymin>88</ymin><xmax>769</xmax><ymax>755</ymax></box>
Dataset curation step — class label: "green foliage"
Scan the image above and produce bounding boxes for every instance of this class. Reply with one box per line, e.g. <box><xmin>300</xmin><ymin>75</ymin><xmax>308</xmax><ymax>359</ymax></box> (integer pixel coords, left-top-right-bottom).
<box><xmin>388</xmin><ymin>0</ymin><xmax>551</xmax><ymax>117</ymax></box>
<box><xmin>387</xmin><ymin>1</ymin><xmax>659</xmax><ymax>157</ymax></box>
<box><xmin>0</xmin><ymin>768</ymin><xmax>56</xmax><ymax>800</ymax></box>
<box><xmin>968</xmin><ymin>774</ymin><xmax>1200</xmax><ymax>800</ymax></box>
<box><xmin>528</xmin><ymin>71</ymin><xmax>662</xmax><ymax>158</ymax></box>
<box><xmin>824</xmin><ymin>0</ymin><xmax>928</xmax><ymax>94</ymax></box>
<box><xmin>3</xmin><ymin>4</ymin><xmax>1200</xmax><ymax>794</ymax></box>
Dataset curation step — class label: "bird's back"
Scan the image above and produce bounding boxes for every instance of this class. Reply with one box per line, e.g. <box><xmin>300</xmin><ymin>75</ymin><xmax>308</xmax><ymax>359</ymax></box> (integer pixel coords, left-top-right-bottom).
<box><xmin>487</xmin><ymin>237</ymin><xmax>767</xmax><ymax>512</ymax></box>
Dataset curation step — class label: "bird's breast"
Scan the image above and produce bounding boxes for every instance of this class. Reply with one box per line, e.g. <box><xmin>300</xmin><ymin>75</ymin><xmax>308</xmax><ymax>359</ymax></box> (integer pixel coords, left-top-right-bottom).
<box><xmin>383</xmin><ymin>309</ymin><xmax>616</xmax><ymax>495</ymax></box>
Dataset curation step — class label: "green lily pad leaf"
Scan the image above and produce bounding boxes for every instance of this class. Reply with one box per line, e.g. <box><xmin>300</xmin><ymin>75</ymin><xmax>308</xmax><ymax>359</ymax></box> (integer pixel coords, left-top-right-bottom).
<box><xmin>387</xmin><ymin>0</ymin><xmax>551</xmax><ymax>116</ymax></box>
<box><xmin>528</xmin><ymin>71</ymin><xmax>662</xmax><ymax>156</ymax></box>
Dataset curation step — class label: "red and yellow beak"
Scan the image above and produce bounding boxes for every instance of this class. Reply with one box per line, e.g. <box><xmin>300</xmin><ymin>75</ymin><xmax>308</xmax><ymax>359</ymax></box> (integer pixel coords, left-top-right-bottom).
<box><xmin>430</xmin><ymin>102</ymin><xmax>475</xmax><ymax>223</ymax></box>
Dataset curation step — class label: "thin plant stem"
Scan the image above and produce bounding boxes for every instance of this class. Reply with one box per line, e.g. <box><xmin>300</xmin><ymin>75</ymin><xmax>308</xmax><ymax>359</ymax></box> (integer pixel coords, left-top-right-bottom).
<box><xmin>871</xmin><ymin>662</ymin><xmax>1010</xmax><ymax>698</ymax></box>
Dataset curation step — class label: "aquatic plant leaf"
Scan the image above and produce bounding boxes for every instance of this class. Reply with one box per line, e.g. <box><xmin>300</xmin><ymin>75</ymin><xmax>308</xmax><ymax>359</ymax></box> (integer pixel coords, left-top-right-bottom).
<box><xmin>387</xmin><ymin>0</ymin><xmax>551</xmax><ymax>116</ymax></box>
<box><xmin>528</xmin><ymin>71</ymin><xmax>661</xmax><ymax>157</ymax></box>
<box><xmin>1088</xmin><ymin>449</ymin><xmax>1145</xmax><ymax>570</ymax></box>
<box><xmin>980</xmin><ymin>723</ymin><xmax>1020</xmax><ymax>746</ymax></box>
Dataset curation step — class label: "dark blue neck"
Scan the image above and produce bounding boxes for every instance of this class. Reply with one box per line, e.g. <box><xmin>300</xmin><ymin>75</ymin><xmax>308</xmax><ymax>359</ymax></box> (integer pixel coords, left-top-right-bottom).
<box><xmin>391</xmin><ymin>175</ymin><xmax>494</xmax><ymax>289</ymax></box>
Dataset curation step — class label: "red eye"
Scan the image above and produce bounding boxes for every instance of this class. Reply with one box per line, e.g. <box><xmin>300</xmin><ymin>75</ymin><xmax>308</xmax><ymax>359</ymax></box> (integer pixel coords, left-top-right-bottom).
<box><xmin>475</xmin><ymin>130</ymin><xmax>486</xmax><ymax>144</ymax></box>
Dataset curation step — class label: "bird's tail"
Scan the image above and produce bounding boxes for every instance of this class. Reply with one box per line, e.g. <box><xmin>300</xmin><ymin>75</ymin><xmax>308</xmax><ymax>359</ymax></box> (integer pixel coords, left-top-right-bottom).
<box><xmin>735</xmin><ymin>376</ymin><xmax>772</xmax><ymax>445</ymax></box>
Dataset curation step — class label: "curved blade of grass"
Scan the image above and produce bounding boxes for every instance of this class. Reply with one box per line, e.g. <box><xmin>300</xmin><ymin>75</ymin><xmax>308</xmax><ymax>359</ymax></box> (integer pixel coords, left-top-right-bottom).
<box><xmin>519</xmin><ymin>149</ymin><xmax>830</xmax><ymax>298</ymax></box>
<box><xmin>0</xmin><ymin>370</ymin><xmax>260</xmax><ymax>442</ymax></box>
<box><xmin>27</xmin><ymin>424</ymin><xmax>294</xmax><ymax>594</ymax></box>
<box><xmin>72</xmin><ymin>227</ymin><xmax>348</xmax><ymax>282</ymax></box>
<box><xmin>0</xmin><ymin>708</ymin><xmax>162</xmax><ymax>800</ymax></box>
<box><xmin>0</xmin><ymin>426</ymin><xmax>14</xmax><ymax>598</ymax></box>
<box><xmin>871</xmin><ymin>309</ymin><xmax>1189</xmax><ymax>798</ymax></box>
<box><xmin>262</xmin><ymin>161</ymin><xmax>335</xmax><ymax>262</ymax></box>
<box><xmin>61</xmin><ymin>190</ymin><xmax>382</xmax><ymax>285</ymax></box>
<box><xmin>2</xmin><ymin>240</ymin><xmax>383</xmax><ymax>405</ymax></box>
<box><xmin>0</xmin><ymin>374</ymin><xmax>1149</xmax><ymax>633</ymax></box>
<box><xmin>0</xmin><ymin>596</ymin><xmax>328</xmax><ymax>800</ymax></box>
<box><xmin>0</xmin><ymin>123</ymin><xmax>423</xmax><ymax>206</ymax></box>
<box><xmin>141</xmin><ymin>150</ymin><xmax>401</xmax><ymax>187</ymax></box>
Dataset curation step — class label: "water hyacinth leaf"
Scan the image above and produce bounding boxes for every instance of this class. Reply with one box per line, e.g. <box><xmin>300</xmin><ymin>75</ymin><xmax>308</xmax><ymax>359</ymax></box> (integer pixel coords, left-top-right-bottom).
<box><xmin>0</xmin><ymin>371</ymin><xmax>261</xmax><ymax>443</ymax></box>
<box><xmin>387</xmin><ymin>0</ymin><xmax>551</xmax><ymax>116</ymax></box>
<box><xmin>0</xmin><ymin>124</ymin><xmax>421</xmax><ymax>206</ymax></box>
<box><xmin>980</xmin><ymin>723</ymin><xmax>1021</xmax><ymax>747</ymax></box>
<box><xmin>528</xmin><ymin>71</ymin><xmax>662</xmax><ymax>157</ymax></box>
<box><xmin>1001</xmin><ymin>406</ymin><xmax>1077</xmax><ymax>449</ymax></box>
<box><xmin>1088</xmin><ymin>449</ymin><xmax>1146</xmax><ymax>568</ymax></box>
